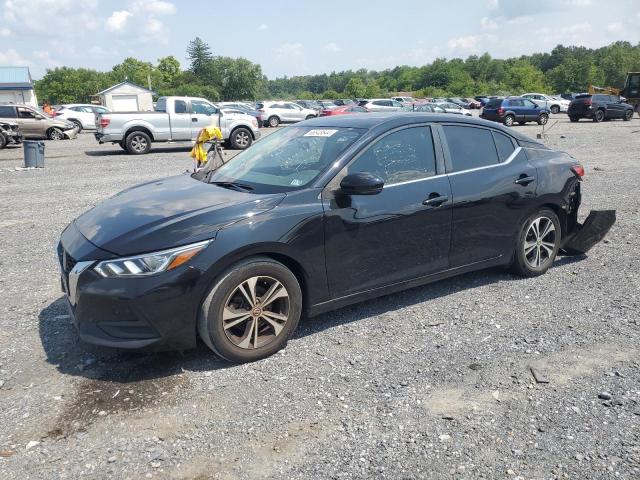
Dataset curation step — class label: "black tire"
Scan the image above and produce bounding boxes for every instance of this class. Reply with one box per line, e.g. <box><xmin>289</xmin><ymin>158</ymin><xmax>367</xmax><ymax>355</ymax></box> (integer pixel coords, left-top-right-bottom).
<box><xmin>71</xmin><ymin>120</ymin><xmax>83</xmax><ymax>133</ymax></box>
<box><xmin>268</xmin><ymin>116</ymin><xmax>280</xmax><ymax>128</ymax></box>
<box><xmin>47</xmin><ymin>128</ymin><xmax>63</xmax><ymax>140</ymax></box>
<box><xmin>537</xmin><ymin>113</ymin><xmax>549</xmax><ymax>125</ymax></box>
<box><xmin>623</xmin><ymin>109</ymin><xmax>633</xmax><ymax>121</ymax></box>
<box><xmin>229</xmin><ymin>127</ymin><xmax>253</xmax><ymax>150</ymax></box>
<box><xmin>569</xmin><ymin>116</ymin><xmax>579</xmax><ymax>122</ymax></box>
<box><xmin>198</xmin><ymin>257</ymin><xmax>302</xmax><ymax>363</ymax></box>
<box><xmin>0</xmin><ymin>133</ymin><xmax>7</xmax><ymax>149</ymax></box>
<box><xmin>125</xmin><ymin>131</ymin><xmax>151</xmax><ymax>154</ymax></box>
<box><xmin>118</xmin><ymin>141</ymin><xmax>127</xmax><ymax>151</ymax></box>
<box><xmin>511</xmin><ymin>208</ymin><xmax>561</xmax><ymax>277</ymax></box>
<box><xmin>550</xmin><ymin>105</ymin><xmax>560</xmax><ymax>114</ymax></box>
<box><xmin>504</xmin><ymin>115</ymin><xmax>515</xmax><ymax>127</ymax></box>
<box><xmin>593</xmin><ymin>109</ymin><xmax>605</xmax><ymax>123</ymax></box>
<box><xmin>305</xmin><ymin>115</ymin><xmax>315</xmax><ymax>120</ymax></box>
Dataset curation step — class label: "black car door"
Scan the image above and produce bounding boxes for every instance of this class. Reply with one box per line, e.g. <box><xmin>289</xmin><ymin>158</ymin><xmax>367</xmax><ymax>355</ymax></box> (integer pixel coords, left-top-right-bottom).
<box><xmin>323</xmin><ymin>125</ymin><xmax>452</xmax><ymax>297</ymax></box>
<box><xmin>438</xmin><ymin>124</ymin><xmax>538</xmax><ymax>267</ymax></box>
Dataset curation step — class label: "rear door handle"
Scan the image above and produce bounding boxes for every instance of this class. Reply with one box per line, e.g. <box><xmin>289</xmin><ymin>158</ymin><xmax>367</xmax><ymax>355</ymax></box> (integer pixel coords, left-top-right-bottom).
<box><xmin>515</xmin><ymin>175</ymin><xmax>535</xmax><ymax>186</ymax></box>
<box><xmin>422</xmin><ymin>194</ymin><xmax>449</xmax><ymax>207</ymax></box>
<box><xmin>192</xmin><ymin>117</ymin><xmax>198</xmax><ymax>122</ymax></box>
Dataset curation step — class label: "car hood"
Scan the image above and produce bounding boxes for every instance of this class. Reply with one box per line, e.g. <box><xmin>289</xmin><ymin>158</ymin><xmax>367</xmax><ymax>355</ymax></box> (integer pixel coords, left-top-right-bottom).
<box><xmin>74</xmin><ymin>174</ymin><xmax>285</xmax><ymax>256</ymax></box>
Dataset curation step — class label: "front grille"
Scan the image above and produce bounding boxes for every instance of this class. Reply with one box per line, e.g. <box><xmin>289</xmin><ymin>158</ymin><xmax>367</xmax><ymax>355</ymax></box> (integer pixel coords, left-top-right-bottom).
<box><xmin>57</xmin><ymin>243</ymin><xmax>77</xmax><ymax>273</ymax></box>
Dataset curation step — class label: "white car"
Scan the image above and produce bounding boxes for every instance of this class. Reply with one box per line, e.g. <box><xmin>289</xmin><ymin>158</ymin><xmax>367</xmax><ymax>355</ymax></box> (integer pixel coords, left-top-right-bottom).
<box><xmin>392</xmin><ymin>96</ymin><xmax>416</xmax><ymax>106</ymax></box>
<box><xmin>434</xmin><ymin>102</ymin><xmax>472</xmax><ymax>116</ymax></box>
<box><xmin>256</xmin><ymin>101</ymin><xmax>317</xmax><ymax>127</ymax></box>
<box><xmin>54</xmin><ymin>104</ymin><xmax>110</xmax><ymax>132</ymax></box>
<box><xmin>521</xmin><ymin>93</ymin><xmax>570</xmax><ymax>114</ymax></box>
<box><xmin>362</xmin><ymin>99</ymin><xmax>406</xmax><ymax>112</ymax></box>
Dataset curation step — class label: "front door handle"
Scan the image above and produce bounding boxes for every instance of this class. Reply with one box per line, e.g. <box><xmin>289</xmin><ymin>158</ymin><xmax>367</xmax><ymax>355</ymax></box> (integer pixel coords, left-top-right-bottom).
<box><xmin>515</xmin><ymin>175</ymin><xmax>535</xmax><ymax>186</ymax></box>
<box><xmin>192</xmin><ymin>117</ymin><xmax>198</xmax><ymax>122</ymax></box>
<box><xmin>422</xmin><ymin>194</ymin><xmax>449</xmax><ymax>207</ymax></box>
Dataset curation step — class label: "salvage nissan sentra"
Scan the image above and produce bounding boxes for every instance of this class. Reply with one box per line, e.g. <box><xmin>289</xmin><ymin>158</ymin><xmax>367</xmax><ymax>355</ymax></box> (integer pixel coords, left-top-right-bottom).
<box><xmin>58</xmin><ymin>113</ymin><xmax>614</xmax><ymax>363</ymax></box>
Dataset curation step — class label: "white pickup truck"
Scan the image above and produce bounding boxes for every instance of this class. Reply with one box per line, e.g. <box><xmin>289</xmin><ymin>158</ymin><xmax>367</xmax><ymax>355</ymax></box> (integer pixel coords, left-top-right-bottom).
<box><xmin>94</xmin><ymin>96</ymin><xmax>261</xmax><ymax>154</ymax></box>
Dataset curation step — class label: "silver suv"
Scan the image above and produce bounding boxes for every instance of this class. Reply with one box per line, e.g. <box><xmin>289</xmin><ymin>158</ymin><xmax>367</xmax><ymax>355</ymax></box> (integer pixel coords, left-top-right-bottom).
<box><xmin>256</xmin><ymin>101</ymin><xmax>317</xmax><ymax>127</ymax></box>
<box><xmin>362</xmin><ymin>99</ymin><xmax>406</xmax><ymax>112</ymax></box>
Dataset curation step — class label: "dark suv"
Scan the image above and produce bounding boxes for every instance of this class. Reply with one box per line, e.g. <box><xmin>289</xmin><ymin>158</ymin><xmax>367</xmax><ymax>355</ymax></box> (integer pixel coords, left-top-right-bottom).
<box><xmin>480</xmin><ymin>97</ymin><xmax>550</xmax><ymax>127</ymax></box>
<box><xmin>568</xmin><ymin>94</ymin><xmax>635</xmax><ymax>122</ymax></box>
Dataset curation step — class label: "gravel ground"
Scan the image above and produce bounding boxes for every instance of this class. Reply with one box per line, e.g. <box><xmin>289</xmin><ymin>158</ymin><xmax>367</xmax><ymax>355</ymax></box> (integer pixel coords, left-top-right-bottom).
<box><xmin>0</xmin><ymin>116</ymin><xmax>639</xmax><ymax>480</ymax></box>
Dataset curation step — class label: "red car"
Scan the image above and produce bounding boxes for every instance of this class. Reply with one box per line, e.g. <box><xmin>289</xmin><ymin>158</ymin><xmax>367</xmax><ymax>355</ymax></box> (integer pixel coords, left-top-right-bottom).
<box><xmin>319</xmin><ymin>105</ymin><xmax>369</xmax><ymax>116</ymax></box>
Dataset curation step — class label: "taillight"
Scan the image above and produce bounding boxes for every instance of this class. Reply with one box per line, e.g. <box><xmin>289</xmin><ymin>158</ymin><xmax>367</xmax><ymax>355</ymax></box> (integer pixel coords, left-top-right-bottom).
<box><xmin>99</xmin><ymin>117</ymin><xmax>110</xmax><ymax>128</ymax></box>
<box><xmin>497</xmin><ymin>107</ymin><xmax>504</xmax><ymax>115</ymax></box>
<box><xmin>583</xmin><ymin>99</ymin><xmax>592</xmax><ymax>106</ymax></box>
<box><xmin>571</xmin><ymin>165</ymin><xmax>585</xmax><ymax>178</ymax></box>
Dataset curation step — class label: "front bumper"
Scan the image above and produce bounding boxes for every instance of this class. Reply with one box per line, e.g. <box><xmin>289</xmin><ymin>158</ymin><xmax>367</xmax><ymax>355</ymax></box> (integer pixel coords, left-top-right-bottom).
<box><xmin>58</xmin><ymin>224</ymin><xmax>207</xmax><ymax>350</ymax></box>
<box><xmin>562</xmin><ymin>210</ymin><xmax>616</xmax><ymax>255</ymax></box>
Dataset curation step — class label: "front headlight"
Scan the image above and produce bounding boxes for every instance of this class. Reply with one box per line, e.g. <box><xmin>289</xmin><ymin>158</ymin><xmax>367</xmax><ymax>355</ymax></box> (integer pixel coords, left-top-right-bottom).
<box><xmin>94</xmin><ymin>240</ymin><xmax>211</xmax><ymax>278</ymax></box>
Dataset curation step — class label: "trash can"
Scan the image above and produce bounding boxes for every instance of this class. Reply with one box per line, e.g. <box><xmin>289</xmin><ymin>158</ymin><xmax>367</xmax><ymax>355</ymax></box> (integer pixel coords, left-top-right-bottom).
<box><xmin>23</xmin><ymin>140</ymin><xmax>45</xmax><ymax>168</ymax></box>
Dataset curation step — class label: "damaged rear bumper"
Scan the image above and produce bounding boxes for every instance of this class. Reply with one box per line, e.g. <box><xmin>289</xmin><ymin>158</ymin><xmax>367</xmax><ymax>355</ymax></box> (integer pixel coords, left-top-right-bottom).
<box><xmin>562</xmin><ymin>210</ymin><xmax>616</xmax><ymax>255</ymax></box>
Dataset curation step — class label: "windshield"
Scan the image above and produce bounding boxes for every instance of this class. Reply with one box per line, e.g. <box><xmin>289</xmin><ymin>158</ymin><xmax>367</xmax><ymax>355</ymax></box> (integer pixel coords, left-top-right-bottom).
<box><xmin>208</xmin><ymin>126</ymin><xmax>364</xmax><ymax>193</ymax></box>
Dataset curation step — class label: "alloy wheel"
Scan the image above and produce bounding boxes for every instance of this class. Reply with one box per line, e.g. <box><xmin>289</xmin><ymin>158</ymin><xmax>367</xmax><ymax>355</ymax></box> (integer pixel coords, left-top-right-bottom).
<box><xmin>524</xmin><ymin>216</ymin><xmax>557</xmax><ymax>269</ymax></box>
<box><xmin>131</xmin><ymin>135</ymin><xmax>148</xmax><ymax>153</ymax></box>
<box><xmin>235</xmin><ymin>131</ymin><xmax>250</xmax><ymax>148</ymax></box>
<box><xmin>49</xmin><ymin>128</ymin><xmax>63</xmax><ymax>140</ymax></box>
<box><xmin>222</xmin><ymin>276</ymin><xmax>290</xmax><ymax>349</ymax></box>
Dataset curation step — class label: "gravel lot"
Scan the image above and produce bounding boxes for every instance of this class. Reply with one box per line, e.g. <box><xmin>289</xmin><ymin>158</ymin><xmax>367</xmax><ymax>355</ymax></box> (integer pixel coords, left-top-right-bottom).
<box><xmin>0</xmin><ymin>115</ymin><xmax>639</xmax><ymax>480</ymax></box>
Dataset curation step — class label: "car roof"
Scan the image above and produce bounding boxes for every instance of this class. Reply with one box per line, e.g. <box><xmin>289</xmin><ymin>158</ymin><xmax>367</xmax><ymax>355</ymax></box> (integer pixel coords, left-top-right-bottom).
<box><xmin>301</xmin><ymin>112</ymin><xmax>540</xmax><ymax>142</ymax></box>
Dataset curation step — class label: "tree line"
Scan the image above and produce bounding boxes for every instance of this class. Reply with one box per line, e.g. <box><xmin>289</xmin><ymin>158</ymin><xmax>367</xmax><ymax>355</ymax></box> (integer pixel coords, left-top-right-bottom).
<box><xmin>35</xmin><ymin>38</ymin><xmax>640</xmax><ymax>104</ymax></box>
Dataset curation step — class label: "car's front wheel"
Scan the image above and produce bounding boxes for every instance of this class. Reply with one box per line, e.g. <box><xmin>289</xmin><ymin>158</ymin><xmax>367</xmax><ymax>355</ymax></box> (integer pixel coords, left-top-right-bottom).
<box><xmin>198</xmin><ymin>258</ymin><xmax>302</xmax><ymax>363</ymax></box>
<box><xmin>47</xmin><ymin>128</ymin><xmax>64</xmax><ymax>140</ymax></box>
<box><xmin>511</xmin><ymin>208</ymin><xmax>561</xmax><ymax>277</ymax></box>
<box><xmin>537</xmin><ymin>113</ymin><xmax>549</xmax><ymax>125</ymax></box>
<box><xmin>71</xmin><ymin>120</ymin><xmax>83</xmax><ymax>133</ymax></box>
<box><xmin>623</xmin><ymin>109</ymin><xmax>633</xmax><ymax>121</ymax></box>
<box><xmin>230</xmin><ymin>127</ymin><xmax>252</xmax><ymax>150</ymax></box>
<box><xmin>504</xmin><ymin>115</ymin><xmax>515</xmax><ymax>127</ymax></box>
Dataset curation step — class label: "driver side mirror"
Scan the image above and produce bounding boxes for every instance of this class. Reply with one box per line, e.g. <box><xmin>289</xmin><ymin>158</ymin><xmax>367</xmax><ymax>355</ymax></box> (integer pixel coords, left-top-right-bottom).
<box><xmin>340</xmin><ymin>172</ymin><xmax>384</xmax><ymax>195</ymax></box>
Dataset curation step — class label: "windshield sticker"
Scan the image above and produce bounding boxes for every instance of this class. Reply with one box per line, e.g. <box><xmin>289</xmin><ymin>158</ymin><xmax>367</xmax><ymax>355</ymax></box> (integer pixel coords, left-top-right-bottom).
<box><xmin>290</xmin><ymin>179</ymin><xmax>303</xmax><ymax>186</ymax></box>
<box><xmin>304</xmin><ymin>129</ymin><xmax>338</xmax><ymax>137</ymax></box>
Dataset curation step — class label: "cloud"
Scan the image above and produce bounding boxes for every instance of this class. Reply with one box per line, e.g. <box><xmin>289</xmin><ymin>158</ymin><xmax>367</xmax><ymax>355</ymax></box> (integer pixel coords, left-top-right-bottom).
<box><xmin>448</xmin><ymin>35</ymin><xmax>481</xmax><ymax>50</ymax></box>
<box><xmin>2</xmin><ymin>0</ymin><xmax>100</xmax><ymax>36</ymax></box>
<box><xmin>323</xmin><ymin>42</ymin><xmax>341</xmax><ymax>53</ymax></box>
<box><xmin>274</xmin><ymin>43</ymin><xmax>304</xmax><ymax>56</ymax></box>
<box><xmin>0</xmin><ymin>48</ymin><xmax>28</xmax><ymax>65</ymax></box>
<box><xmin>33</xmin><ymin>50</ymin><xmax>61</xmax><ymax>68</ymax></box>
<box><xmin>106</xmin><ymin>10</ymin><xmax>132</xmax><ymax>32</ymax></box>
<box><xmin>257</xmin><ymin>23</ymin><xmax>268</xmax><ymax>31</ymax></box>
<box><xmin>0</xmin><ymin>27</ymin><xmax>12</xmax><ymax>37</ymax></box>
<box><xmin>104</xmin><ymin>0</ymin><xmax>176</xmax><ymax>43</ymax></box>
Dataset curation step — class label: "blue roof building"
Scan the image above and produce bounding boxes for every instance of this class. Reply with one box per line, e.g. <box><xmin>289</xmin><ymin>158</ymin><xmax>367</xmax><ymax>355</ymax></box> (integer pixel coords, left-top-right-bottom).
<box><xmin>0</xmin><ymin>66</ymin><xmax>38</xmax><ymax>107</ymax></box>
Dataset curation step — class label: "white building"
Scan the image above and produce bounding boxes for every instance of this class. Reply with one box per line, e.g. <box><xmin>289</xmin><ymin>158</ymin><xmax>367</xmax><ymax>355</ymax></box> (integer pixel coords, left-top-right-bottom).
<box><xmin>96</xmin><ymin>81</ymin><xmax>154</xmax><ymax>112</ymax></box>
<box><xmin>0</xmin><ymin>66</ymin><xmax>37</xmax><ymax>107</ymax></box>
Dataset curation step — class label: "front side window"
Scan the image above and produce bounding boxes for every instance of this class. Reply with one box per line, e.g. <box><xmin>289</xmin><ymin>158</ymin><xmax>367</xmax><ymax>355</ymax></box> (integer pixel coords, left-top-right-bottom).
<box><xmin>208</xmin><ymin>126</ymin><xmax>364</xmax><ymax>193</ymax></box>
<box><xmin>523</xmin><ymin>99</ymin><xmax>537</xmax><ymax>108</ymax></box>
<box><xmin>346</xmin><ymin>127</ymin><xmax>436</xmax><ymax>185</ymax></box>
<box><xmin>17</xmin><ymin>107</ymin><xmax>38</xmax><ymax>119</ymax></box>
<box><xmin>191</xmin><ymin>100</ymin><xmax>217</xmax><ymax>115</ymax></box>
<box><xmin>443</xmin><ymin>125</ymin><xmax>499</xmax><ymax>172</ymax></box>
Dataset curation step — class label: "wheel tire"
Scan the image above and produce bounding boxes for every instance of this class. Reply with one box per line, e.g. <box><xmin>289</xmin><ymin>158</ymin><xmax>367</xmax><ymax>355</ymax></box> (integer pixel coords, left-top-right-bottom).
<box><xmin>593</xmin><ymin>109</ymin><xmax>605</xmax><ymax>123</ymax></box>
<box><xmin>125</xmin><ymin>131</ymin><xmax>151</xmax><ymax>155</ymax></box>
<box><xmin>0</xmin><ymin>133</ymin><xmax>7</xmax><ymax>149</ymax></box>
<box><xmin>305</xmin><ymin>115</ymin><xmax>315</xmax><ymax>120</ymax></box>
<box><xmin>569</xmin><ymin>116</ymin><xmax>579</xmax><ymax>122</ymax></box>
<box><xmin>71</xmin><ymin>120</ymin><xmax>83</xmax><ymax>133</ymax></box>
<box><xmin>504</xmin><ymin>115</ymin><xmax>515</xmax><ymax>127</ymax></box>
<box><xmin>48</xmin><ymin>128</ymin><xmax>63</xmax><ymax>140</ymax></box>
<box><xmin>230</xmin><ymin>127</ymin><xmax>253</xmax><ymax>150</ymax></box>
<box><xmin>268</xmin><ymin>116</ymin><xmax>280</xmax><ymax>128</ymax></box>
<box><xmin>511</xmin><ymin>208</ymin><xmax>561</xmax><ymax>277</ymax></box>
<box><xmin>198</xmin><ymin>257</ymin><xmax>302</xmax><ymax>363</ymax></box>
<box><xmin>550</xmin><ymin>105</ymin><xmax>560</xmax><ymax>114</ymax></box>
<box><xmin>623</xmin><ymin>109</ymin><xmax>633</xmax><ymax>121</ymax></box>
<box><xmin>537</xmin><ymin>113</ymin><xmax>549</xmax><ymax>125</ymax></box>
<box><xmin>118</xmin><ymin>141</ymin><xmax>127</xmax><ymax>151</ymax></box>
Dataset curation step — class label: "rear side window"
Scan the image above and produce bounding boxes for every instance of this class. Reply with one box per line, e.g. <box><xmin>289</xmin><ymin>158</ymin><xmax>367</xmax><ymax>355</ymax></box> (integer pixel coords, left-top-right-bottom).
<box><xmin>174</xmin><ymin>100</ymin><xmax>187</xmax><ymax>114</ymax></box>
<box><xmin>493</xmin><ymin>131</ymin><xmax>516</xmax><ymax>162</ymax></box>
<box><xmin>443</xmin><ymin>126</ymin><xmax>499</xmax><ymax>172</ymax></box>
<box><xmin>0</xmin><ymin>106</ymin><xmax>16</xmax><ymax>117</ymax></box>
<box><xmin>592</xmin><ymin>94</ymin><xmax>607</xmax><ymax>102</ymax></box>
<box><xmin>155</xmin><ymin>98</ymin><xmax>167</xmax><ymax>112</ymax></box>
<box><xmin>348</xmin><ymin>127</ymin><xmax>436</xmax><ymax>185</ymax></box>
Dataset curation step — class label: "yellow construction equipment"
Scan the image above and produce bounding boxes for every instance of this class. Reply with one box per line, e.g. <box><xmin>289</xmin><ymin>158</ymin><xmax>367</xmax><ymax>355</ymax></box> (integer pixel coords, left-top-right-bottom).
<box><xmin>621</xmin><ymin>72</ymin><xmax>640</xmax><ymax>116</ymax></box>
<box><xmin>588</xmin><ymin>84</ymin><xmax>621</xmax><ymax>96</ymax></box>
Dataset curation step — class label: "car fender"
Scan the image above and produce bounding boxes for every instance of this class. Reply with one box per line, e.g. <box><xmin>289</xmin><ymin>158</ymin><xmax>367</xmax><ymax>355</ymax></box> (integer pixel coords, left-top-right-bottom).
<box><xmin>122</xmin><ymin>119</ymin><xmax>157</xmax><ymax>139</ymax></box>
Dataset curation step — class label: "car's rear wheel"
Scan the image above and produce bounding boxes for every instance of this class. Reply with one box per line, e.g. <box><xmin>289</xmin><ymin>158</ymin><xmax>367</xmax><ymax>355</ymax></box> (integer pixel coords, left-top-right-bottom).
<box><xmin>537</xmin><ymin>113</ymin><xmax>549</xmax><ymax>125</ymax></box>
<box><xmin>623</xmin><ymin>109</ymin><xmax>633</xmax><ymax>121</ymax></box>
<box><xmin>593</xmin><ymin>109</ymin><xmax>605</xmax><ymax>122</ymax></box>
<box><xmin>268</xmin><ymin>116</ymin><xmax>280</xmax><ymax>128</ymax></box>
<box><xmin>550</xmin><ymin>105</ymin><xmax>560</xmax><ymax>114</ymax></box>
<box><xmin>569</xmin><ymin>116</ymin><xmax>579</xmax><ymax>122</ymax></box>
<box><xmin>230</xmin><ymin>127</ymin><xmax>252</xmax><ymax>150</ymax></box>
<box><xmin>504</xmin><ymin>115</ymin><xmax>515</xmax><ymax>127</ymax></box>
<box><xmin>47</xmin><ymin>128</ymin><xmax>64</xmax><ymax>140</ymax></box>
<box><xmin>305</xmin><ymin>114</ymin><xmax>315</xmax><ymax>120</ymax></box>
<box><xmin>511</xmin><ymin>208</ymin><xmax>561</xmax><ymax>277</ymax></box>
<box><xmin>198</xmin><ymin>258</ymin><xmax>302</xmax><ymax>363</ymax></box>
<box><xmin>125</xmin><ymin>131</ymin><xmax>151</xmax><ymax>154</ymax></box>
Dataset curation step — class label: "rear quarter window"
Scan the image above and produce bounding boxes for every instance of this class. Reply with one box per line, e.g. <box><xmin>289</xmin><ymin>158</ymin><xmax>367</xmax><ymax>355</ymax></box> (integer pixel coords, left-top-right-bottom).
<box><xmin>485</xmin><ymin>99</ymin><xmax>502</xmax><ymax>108</ymax></box>
<box><xmin>493</xmin><ymin>131</ymin><xmax>516</xmax><ymax>162</ymax></box>
<box><xmin>443</xmin><ymin>126</ymin><xmax>499</xmax><ymax>172</ymax></box>
<box><xmin>0</xmin><ymin>106</ymin><xmax>16</xmax><ymax>118</ymax></box>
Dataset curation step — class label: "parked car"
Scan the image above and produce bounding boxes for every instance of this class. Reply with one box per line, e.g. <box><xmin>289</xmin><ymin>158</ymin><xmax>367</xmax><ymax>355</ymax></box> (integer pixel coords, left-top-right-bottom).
<box><xmin>446</xmin><ymin>97</ymin><xmax>472</xmax><ymax>109</ymax></box>
<box><xmin>567</xmin><ymin>94</ymin><xmax>635</xmax><ymax>122</ymax></box>
<box><xmin>480</xmin><ymin>97</ymin><xmax>550</xmax><ymax>127</ymax></box>
<box><xmin>317</xmin><ymin>100</ymin><xmax>338</xmax><ymax>110</ymax></box>
<box><xmin>333</xmin><ymin>99</ymin><xmax>355</xmax><ymax>106</ymax></box>
<box><xmin>474</xmin><ymin>96</ymin><xmax>491</xmax><ymax>106</ymax></box>
<box><xmin>435</xmin><ymin>102</ymin><xmax>472</xmax><ymax>116</ymax></box>
<box><xmin>521</xmin><ymin>93</ymin><xmax>570</xmax><ymax>114</ymax></box>
<box><xmin>218</xmin><ymin>102</ymin><xmax>263</xmax><ymax>126</ymax></box>
<box><xmin>0</xmin><ymin>120</ymin><xmax>22</xmax><ymax>148</ymax></box>
<box><xmin>57</xmin><ymin>113</ymin><xmax>612</xmax><ymax>362</ymax></box>
<box><xmin>462</xmin><ymin>98</ymin><xmax>482</xmax><ymax>109</ymax></box>
<box><xmin>54</xmin><ymin>104</ymin><xmax>110</xmax><ymax>132</ymax></box>
<box><xmin>412</xmin><ymin>103</ymin><xmax>447</xmax><ymax>113</ymax></box>
<box><xmin>257</xmin><ymin>101</ymin><xmax>317</xmax><ymax>127</ymax></box>
<box><xmin>295</xmin><ymin>100</ymin><xmax>322</xmax><ymax>112</ymax></box>
<box><xmin>392</xmin><ymin>96</ymin><xmax>416</xmax><ymax>106</ymax></box>
<box><xmin>319</xmin><ymin>105</ymin><xmax>369</xmax><ymax>116</ymax></box>
<box><xmin>362</xmin><ymin>99</ymin><xmax>405</xmax><ymax>112</ymax></box>
<box><xmin>95</xmin><ymin>96</ymin><xmax>260</xmax><ymax>154</ymax></box>
<box><xmin>560</xmin><ymin>93</ymin><xmax>577</xmax><ymax>101</ymax></box>
<box><xmin>0</xmin><ymin>104</ymin><xmax>77</xmax><ymax>140</ymax></box>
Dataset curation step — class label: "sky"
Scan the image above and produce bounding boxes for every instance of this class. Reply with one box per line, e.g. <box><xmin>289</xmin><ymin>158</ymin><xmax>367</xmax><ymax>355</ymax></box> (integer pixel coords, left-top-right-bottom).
<box><xmin>1</xmin><ymin>0</ymin><xmax>639</xmax><ymax>79</ymax></box>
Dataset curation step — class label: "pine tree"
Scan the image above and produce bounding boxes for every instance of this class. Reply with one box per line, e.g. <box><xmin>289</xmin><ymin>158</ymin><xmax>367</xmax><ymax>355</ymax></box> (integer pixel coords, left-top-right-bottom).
<box><xmin>186</xmin><ymin>37</ymin><xmax>213</xmax><ymax>77</ymax></box>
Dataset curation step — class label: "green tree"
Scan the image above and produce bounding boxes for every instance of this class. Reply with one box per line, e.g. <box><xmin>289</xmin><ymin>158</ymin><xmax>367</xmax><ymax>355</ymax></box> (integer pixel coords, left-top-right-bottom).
<box><xmin>187</xmin><ymin>37</ymin><xmax>213</xmax><ymax>77</ymax></box>
<box><xmin>157</xmin><ymin>56</ymin><xmax>181</xmax><ymax>87</ymax></box>
<box><xmin>35</xmin><ymin>67</ymin><xmax>111</xmax><ymax>104</ymax></box>
<box><xmin>343</xmin><ymin>77</ymin><xmax>366</xmax><ymax>98</ymax></box>
<box><xmin>110</xmin><ymin>57</ymin><xmax>160</xmax><ymax>90</ymax></box>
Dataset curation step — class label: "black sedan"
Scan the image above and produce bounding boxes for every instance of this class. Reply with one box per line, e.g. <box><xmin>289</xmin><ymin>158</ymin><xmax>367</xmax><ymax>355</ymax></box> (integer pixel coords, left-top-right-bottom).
<box><xmin>58</xmin><ymin>114</ymin><xmax>614</xmax><ymax>363</ymax></box>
